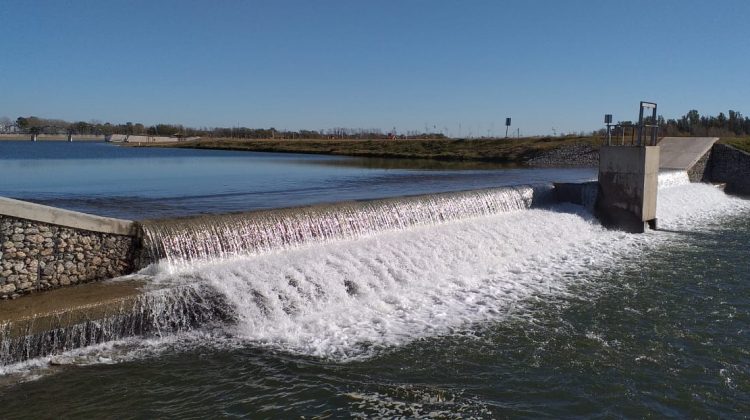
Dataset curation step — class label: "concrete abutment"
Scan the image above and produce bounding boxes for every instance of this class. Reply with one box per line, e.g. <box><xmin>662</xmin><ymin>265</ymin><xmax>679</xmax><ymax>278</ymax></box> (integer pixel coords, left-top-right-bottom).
<box><xmin>595</xmin><ymin>146</ymin><xmax>660</xmax><ymax>233</ymax></box>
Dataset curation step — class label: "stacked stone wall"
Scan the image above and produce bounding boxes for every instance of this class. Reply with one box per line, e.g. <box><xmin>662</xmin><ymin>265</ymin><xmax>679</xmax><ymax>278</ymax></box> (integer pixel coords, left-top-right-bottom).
<box><xmin>707</xmin><ymin>144</ymin><xmax>750</xmax><ymax>195</ymax></box>
<box><xmin>687</xmin><ymin>150</ymin><xmax>712</xmax><ymax>182</ymax></box>
<box><xmin>0</xmin><ymin>215</ymin><xmax>135</xmax><ymax>299</ymax></box>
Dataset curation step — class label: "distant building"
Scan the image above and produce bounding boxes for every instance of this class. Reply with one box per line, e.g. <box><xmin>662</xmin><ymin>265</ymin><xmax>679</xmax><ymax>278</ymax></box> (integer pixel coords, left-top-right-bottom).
<box><xmin>0</xmin><ymin>123</ymin><xmax>20</xmax><ymax>133</ymax></box>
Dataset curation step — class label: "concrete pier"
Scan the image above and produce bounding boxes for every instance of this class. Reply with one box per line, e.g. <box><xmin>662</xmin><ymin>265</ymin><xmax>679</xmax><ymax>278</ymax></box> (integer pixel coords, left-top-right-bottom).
<box><xmin>596</xmin><ymin>146</ymin><xmax>660</xmax><ymax>233</ymax></box>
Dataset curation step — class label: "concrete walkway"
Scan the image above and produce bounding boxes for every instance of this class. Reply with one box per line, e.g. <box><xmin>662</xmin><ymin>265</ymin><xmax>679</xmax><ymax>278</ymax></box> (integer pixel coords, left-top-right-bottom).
<box><xmin>658</xmin><ymin>137</ymin><xmax>719</xmax><ymax>170</ymax></box>
<box><xmin>0</xmin><ymin>196</ymin><xmax>135</xmax><ymax>235</ymax></box>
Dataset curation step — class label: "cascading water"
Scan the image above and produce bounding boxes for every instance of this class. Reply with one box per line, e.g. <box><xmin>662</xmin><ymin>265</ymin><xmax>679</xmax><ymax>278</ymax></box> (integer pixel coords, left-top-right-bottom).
<box><xmin>140</xmin><ymin>185</ymin><xmax>549</xmax><ymax>267</ymax></box>
<box><xmin>140</xmin><ymin>172</ymin><xmax>749</xmax><ymax>360</ymax></box>
<box><xmin>0</xmin><ymin>284</ymin><xmax>231</xmax><ymax>366</ymax></box>
<box><xmin>658</xmin><ymin>169</ymin><xmax>692</xmax><ymax>188</ymax></box>
<box><xmin>4</xmin><ymin>173</ymin><xmax>749</xmax><ymax>368</ymax></box>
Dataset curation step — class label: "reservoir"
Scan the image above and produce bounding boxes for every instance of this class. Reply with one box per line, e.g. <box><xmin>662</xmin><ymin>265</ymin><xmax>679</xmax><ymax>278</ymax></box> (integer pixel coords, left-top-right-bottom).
<box><xmin>0</xmin><ymin>141</ymin><xmax>748</xmax><ymax>417</ymax></box>
<box><xmin>0</xmin><ymin>141</ymin><xmax>594</xmax><ymax>219</ymax></box>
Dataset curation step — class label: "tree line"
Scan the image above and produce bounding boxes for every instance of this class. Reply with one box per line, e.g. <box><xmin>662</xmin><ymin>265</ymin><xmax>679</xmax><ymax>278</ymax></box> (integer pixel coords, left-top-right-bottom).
<box><xmin>6</xmin><ymin>109</ymin><xmax>750</xmax><ymax>140</ymax></box>
<box><xmin>7</xmin><ymin>116</ymin><xmax>447</xmax><ymax>139</ymax></box>
<box><xmin>661</xmin><ymin>110</ymin><xmax>750</xmax><ymax>136</ymax></box>
<box><xmin>604</xmin><ymin>109</ymin><xmax>750</xmax><ymax>137</ymax></box>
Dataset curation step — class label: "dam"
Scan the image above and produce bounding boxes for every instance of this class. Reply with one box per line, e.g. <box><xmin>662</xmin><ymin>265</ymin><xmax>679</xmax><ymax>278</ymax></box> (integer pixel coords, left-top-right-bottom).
<box><xmin>0</xmin><ymin>140</ymin><xmax>748</xmax><ymax>417</ymax></box>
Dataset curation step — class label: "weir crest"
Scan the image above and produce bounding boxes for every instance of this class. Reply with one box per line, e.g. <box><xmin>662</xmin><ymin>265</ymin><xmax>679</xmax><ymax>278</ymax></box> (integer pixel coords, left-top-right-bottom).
<box><xmin>140</xmin><ymin>185</ymin><xmax>550</xmax><ymax>267</ymax></box>
<box><xmin>6</xmin><ymin>175</ymin><xmax>743</xmax><ymax>367</ymax></box>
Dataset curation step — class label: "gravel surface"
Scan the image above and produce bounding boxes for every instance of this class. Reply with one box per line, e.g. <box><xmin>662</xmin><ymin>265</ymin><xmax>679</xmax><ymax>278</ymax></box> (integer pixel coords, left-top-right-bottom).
<box><xmin>524</xmin><ymin>144</ymin><xmax>599</xmax><ymax>167</ymax></box>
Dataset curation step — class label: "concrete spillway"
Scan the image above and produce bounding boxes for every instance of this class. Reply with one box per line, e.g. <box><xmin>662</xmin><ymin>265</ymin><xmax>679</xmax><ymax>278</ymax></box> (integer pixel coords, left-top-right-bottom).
<box><xmin>658</xmin><ymin>137</ymin><xmax>719</xmax><ymax>170</ymax></box>
<box><xmin>140</xmin><ymin>185</ymin><xmax>550</xmax><ymax>266</ymax></box>
<box><xmin>0</xmin><ymin>279</ymin><xmax>231</xmax><ymax>365</ymax></box>
<box><xmin>2</xmin><ymin>138</ymin><xmax>749</xmax><ymax>365</ymax></box>
<box><xmin>0</xmin><ymin>185</ymin><xmax>553</xmax><ymax>364</ymax></box>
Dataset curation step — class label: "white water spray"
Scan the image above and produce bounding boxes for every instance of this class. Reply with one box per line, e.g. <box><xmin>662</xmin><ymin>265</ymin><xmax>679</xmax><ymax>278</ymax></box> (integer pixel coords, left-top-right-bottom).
<box><xmin>141</xmin><ymin>186</ymin><xmax>545</xmax><ymax>269</ymax></box>
<box><xmin>6</xmin><ymin>172</ymin><xmax>748</xmax><ymax>369</ymax></box>
<box><xmin>142</xmin><ymin>173</ymin><xmax>748</xmax><ymax>360</ymax></box>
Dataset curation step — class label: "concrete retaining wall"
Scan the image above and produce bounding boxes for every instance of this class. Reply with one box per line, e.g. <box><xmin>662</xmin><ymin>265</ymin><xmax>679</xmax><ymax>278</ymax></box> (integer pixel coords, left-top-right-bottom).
<box><xmin>0</xmin><ymin>197</ymin><xmax>135</xmax><ymax>236</ymax></box>
<box><xmin>707</xmin><ymin>144</ymin><xmax>750</xmax><ymax>195</ymax></box>
<box><xmin>0</xmin><ymin>198</ymin><xmax>137</xmax><ymax>299</ymax></box>
<box><xmin>553</xmin><ymin>182</ymin><xmax>598</xmax><ymax>211</ymax></box>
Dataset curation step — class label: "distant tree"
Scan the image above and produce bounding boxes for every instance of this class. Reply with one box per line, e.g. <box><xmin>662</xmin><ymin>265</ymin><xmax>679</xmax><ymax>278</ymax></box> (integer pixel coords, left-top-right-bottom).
<box><xmin>133</xmin><ymin>123</ymin><xmax>146</xmax><ymax>135</ymax></box>
<box><xmin>16</xmin><ymin>117</ymin><xmax>29</xmax><ymax>129</ymax></box>
<box><xmin>686</xmin><ymin>110</ymin><xmax>700</xmax><ymax>134</ymax></box>
<box><xmin>717</xmin><ymin>112</ymin><xmax>727</xmax><ymax>128</ymax></box>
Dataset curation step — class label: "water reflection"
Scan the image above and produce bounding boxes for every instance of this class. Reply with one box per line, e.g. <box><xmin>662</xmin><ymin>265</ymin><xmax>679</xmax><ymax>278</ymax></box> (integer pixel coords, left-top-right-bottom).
<box><xmin>304</xmin><ymin>156</ymin><xmax>522</xmax><ymax>171</ymax></box>
<box><xmin>0</xmin><ymin>141</ymin><xmax>596</xmax><ymax>219</ymax></box>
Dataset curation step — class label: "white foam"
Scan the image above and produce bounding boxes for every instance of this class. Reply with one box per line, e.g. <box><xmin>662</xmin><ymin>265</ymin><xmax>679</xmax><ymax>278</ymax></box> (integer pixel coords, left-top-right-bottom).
<box><xmin>657</xmin><ymin>182</ymin><xmax>749</xmax><ymax>230</ymax></box>
<box><xmin>5</xmin><ymin>180</ymin><xmax>749</xmax><ymax>375</ymax></box>
<box><xmin>142</xmin><ymin>186</ymin><xmax>539</xmax><ymax>269</ymax></box>
<box><xmin>145</xmin><ymin>182</ymin><xmax>748</xmax><ymax>360</ymax></box>
<box><xmin>658</xmin><ymin>170</ymin><xmax>691</xmax><ymax>189</ymax></box>
<box><xmin>151</xmin><ymin>207</ymin><xmax>634</xmax><ymax>359</ymax></box>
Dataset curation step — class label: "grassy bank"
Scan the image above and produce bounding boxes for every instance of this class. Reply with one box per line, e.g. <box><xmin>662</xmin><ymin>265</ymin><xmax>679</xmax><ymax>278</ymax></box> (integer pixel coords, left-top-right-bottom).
<box><xmin>720</xmin><ymin>137</ymin><xmax>750</xmax><ymax>154</ymax></box>
<box><xmin>135</xmin><ymin>135</ymin><xmax>750</xmax><ymax>161</ymax></box>
<box><xmin>134</xmin><ymin>136</ymin><xmax>601</xmax><ymax>163</ymax></box>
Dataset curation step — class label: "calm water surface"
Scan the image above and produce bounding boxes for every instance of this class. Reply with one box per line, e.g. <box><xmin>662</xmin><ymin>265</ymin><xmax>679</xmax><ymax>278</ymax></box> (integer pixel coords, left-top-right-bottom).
<box><xmin>0</xmin><ymin>141</ymin><xmax>594</xmax><ymax>219</ymax></box>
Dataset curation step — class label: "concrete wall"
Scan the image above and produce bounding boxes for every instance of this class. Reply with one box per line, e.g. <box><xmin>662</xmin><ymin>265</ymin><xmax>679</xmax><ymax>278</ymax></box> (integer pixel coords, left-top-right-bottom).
<box><xmin>0</xmin><ymin>197</ymin><xmax>135</xmax><ymax>236</ymax></box>
<box><xmin>707</xmin><ymin>144</ymin><xmax>750</xmax><ymax>195</ymax></box>
<box><xmin>596</xmin><ymin>146</ymin><xmax>659</xmax><ymax>233</ymax></box>
<box><xmin>553</xmin><ymin>182</ymin><xmax>598</xmax><ymax>211</ymax></box>
<box><xmin>0</xmin><ymin>198</ymin><xmax>137</xmax><ymax>299</ymax></box>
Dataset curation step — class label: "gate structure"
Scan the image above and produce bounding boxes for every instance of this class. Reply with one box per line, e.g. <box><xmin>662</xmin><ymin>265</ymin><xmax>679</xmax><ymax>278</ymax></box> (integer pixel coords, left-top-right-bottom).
<box><xmin>596</xmin><ymin>101</ymin><xmax>660</xmax><ymax>233</ymax></box>
<box><xmin>637</xmin><ymin>101</ymin><xmax>659</xmax><ymax>146</ymax></box>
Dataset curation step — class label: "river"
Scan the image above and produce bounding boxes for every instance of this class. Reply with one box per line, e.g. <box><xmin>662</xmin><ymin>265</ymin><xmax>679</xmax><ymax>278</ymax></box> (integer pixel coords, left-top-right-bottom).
<box><xmin>0</xmin><ymin>141</ymin><xmax>748</xmax><ymax>418</ymax></box>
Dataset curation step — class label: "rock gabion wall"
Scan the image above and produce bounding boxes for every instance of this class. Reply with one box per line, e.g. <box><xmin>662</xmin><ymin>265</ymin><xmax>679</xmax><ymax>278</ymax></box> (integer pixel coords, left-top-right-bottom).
<box><xmin>687</xmin><ymin>149</ymin><xmax>712</xmax><ymax>182</ymax></box>
<box><xmin>0</xmin><ymin>215</ymin><xmax>136</xmax><ymax>299</ymax></box>
<box><xmin>707</xmin><ymin>144</ymin><xmax>750</xmax><ymax>195</ymax></box>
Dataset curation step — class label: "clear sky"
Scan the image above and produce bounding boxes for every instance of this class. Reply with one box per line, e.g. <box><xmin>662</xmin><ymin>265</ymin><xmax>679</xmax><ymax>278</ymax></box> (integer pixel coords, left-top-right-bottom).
<box><xmin>1</xmin><ymin>0</ymin><xmax>749</xmax><ymax>136</ymax></box>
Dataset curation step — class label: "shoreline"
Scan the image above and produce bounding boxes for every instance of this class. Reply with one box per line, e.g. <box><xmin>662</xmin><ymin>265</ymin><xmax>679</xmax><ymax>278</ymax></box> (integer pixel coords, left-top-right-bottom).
<box><xmin>0</xmin><ymin>135</ymin><xmax>105</xmax><ymax>142</ymax></box>
<box><xmin>128</xmin><ymin>137</ymin><xmax>602</xmax><ymax>167</ymax></box>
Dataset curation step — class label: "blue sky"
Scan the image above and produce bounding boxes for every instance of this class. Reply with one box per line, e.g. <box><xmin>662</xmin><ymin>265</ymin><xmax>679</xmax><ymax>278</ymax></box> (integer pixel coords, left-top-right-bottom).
<box><xmin>1</xmin><ymin>0</ymin><xmax>748</xmax><ymax>136</ymax></box>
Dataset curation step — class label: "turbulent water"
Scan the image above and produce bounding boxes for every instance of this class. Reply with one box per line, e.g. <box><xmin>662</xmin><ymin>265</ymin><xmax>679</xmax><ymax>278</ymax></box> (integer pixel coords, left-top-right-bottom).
<box><xmin>1</xmin><ymin>173</ymin><xmax>749</xmax><ymax>417</ymax></box>
<box><xmin>141</xmin><ymin>185</ymin><xmax>544</xmax><ymax>267</ymax></box>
